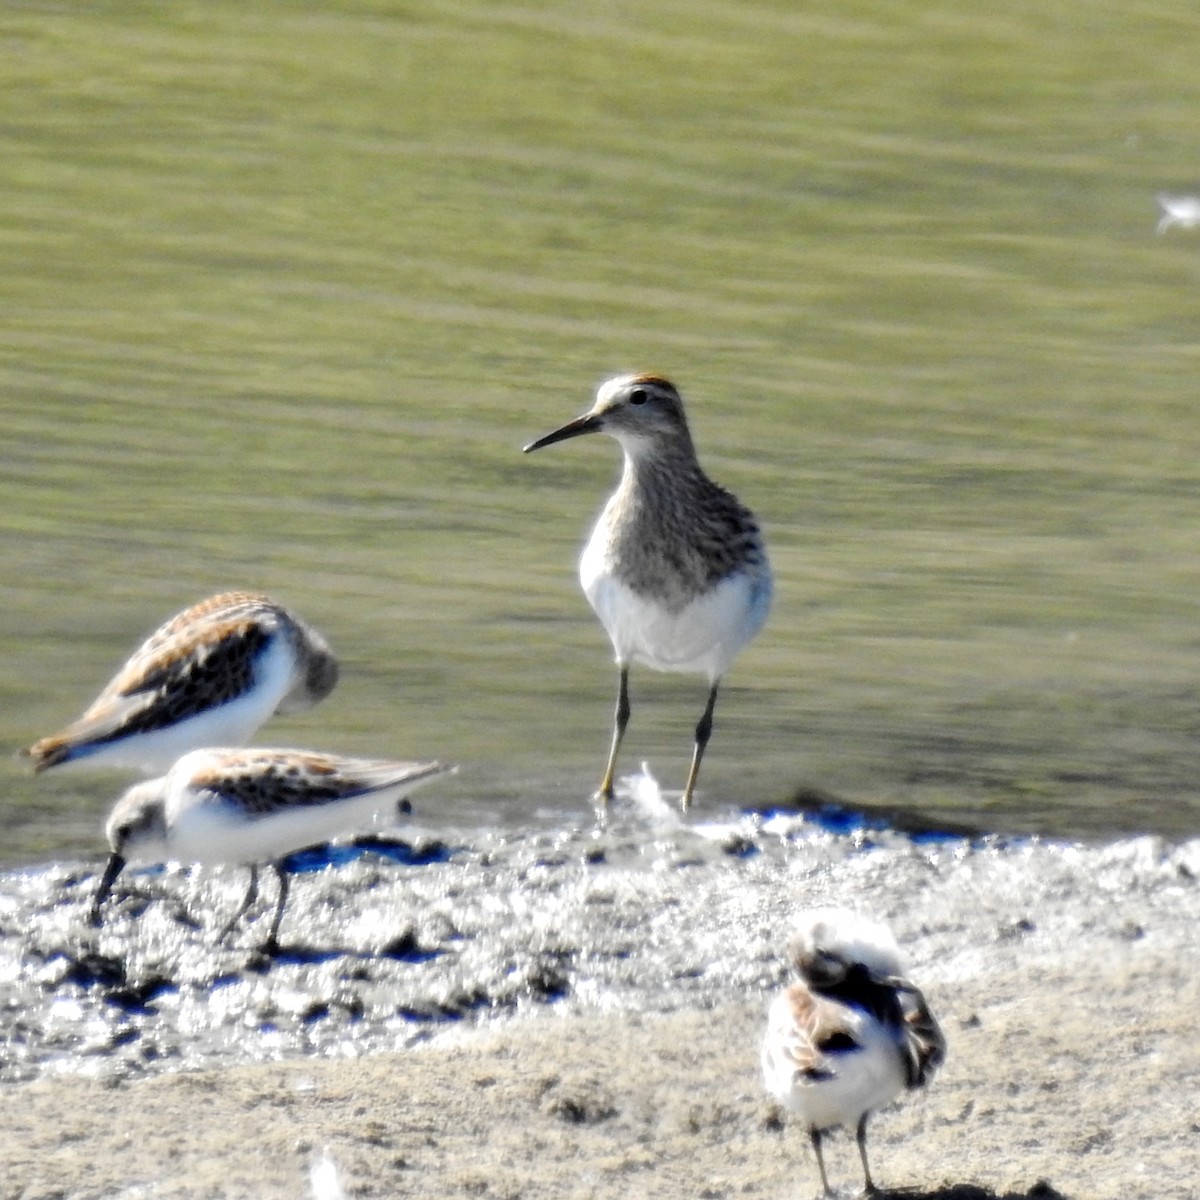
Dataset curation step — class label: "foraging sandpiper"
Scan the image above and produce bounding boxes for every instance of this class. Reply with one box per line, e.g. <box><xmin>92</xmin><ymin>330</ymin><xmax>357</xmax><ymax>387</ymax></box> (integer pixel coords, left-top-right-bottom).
<box><xmin>91</xmin><ymin>747</ymin><xmax>454</xmax><ymax>953</ymax></box>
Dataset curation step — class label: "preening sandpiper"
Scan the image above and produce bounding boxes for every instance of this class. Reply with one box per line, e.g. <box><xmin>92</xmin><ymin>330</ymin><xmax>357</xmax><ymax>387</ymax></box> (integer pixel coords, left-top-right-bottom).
<box><xmin>761</xmin><ymin>909</ymin><xmax>946</xmax><ymax>1197</ymax></box>
<box><xmin>22</xmin><ymin>592</ymin><xmax>339</xmax><ymax>775</ymax></box>
<box><xmin>524</xmin><ymin>373</ymin><xmax>771</xmax><ymax>812</ymax></box>
<box><xmin>91</xmin><ymin>747</ymin><xmax>454</xmax><ymax>953</ymax></box>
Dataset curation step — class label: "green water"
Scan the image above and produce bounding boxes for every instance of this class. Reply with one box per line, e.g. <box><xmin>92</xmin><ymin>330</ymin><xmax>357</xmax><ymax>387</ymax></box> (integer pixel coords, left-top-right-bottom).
<box><xmin>3</xmin><ymin>0</ymin><xmax>1200</xmax><ymax>863</ymax></box>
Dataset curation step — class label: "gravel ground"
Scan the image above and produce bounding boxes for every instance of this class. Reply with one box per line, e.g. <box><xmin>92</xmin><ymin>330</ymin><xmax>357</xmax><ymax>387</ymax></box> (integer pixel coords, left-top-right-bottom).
<box><xmin>0</xmin><ymin>801</ymin><xmax>1196</xmax><ymax>1199</ymax></box>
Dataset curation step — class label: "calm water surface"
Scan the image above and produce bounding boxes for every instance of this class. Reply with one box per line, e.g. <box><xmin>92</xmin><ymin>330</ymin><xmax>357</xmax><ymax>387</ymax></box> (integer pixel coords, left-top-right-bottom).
<box><xmin>3</xmin><ymin>1</ymin><xmax>1200</xmax><ymax>864</ymax></box>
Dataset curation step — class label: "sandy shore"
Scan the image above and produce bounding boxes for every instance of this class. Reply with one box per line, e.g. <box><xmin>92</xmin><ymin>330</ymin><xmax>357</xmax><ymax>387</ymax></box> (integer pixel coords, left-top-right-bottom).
<box><xmin>3</xmin><ymin>911</ymin><xmax>1196</xmax><ymax>1200</ymax></box>
<box><xmin>2</xmin><ymin>810</ymin><xmax>1197</xmax><ymax>1200</ymax></box>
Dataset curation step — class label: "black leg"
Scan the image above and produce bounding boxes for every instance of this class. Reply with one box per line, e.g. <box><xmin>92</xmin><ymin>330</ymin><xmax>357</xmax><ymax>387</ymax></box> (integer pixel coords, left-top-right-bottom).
<box><xmin>218</xmin><ymin>864</ymin><xmax>260</xmax><ymax>944</ymax></box>
<box><xmin>262</xmin><ymin>862</ymin><xmax>290</xmax><ymax>955</ymax></box>
<box><xmin>856</xmin><ymin>1113</ymin><xmax>877</xmax><ymax>1194</ymax></box>
<box><xmin>597</xmin><ymin>665</ymin><xmax>631</xmax><ymax>806</ymax></box>
<box><xmin>810</xmin><ymin>1126</ymin><xmax>833</xmax><ymax>1197</ymax></box>
<box><xmin>681</xmin><ymin>680</ymin><xmax>720</xmax><ymax>812</ymax></box>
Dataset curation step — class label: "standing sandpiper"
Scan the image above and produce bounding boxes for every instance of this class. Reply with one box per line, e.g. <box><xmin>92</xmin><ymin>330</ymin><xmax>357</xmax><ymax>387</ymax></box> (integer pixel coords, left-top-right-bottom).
<box><xmin>761</xmin><ymin>909</ymin><xmax>946</xmax><ymax>1196</ymax></box>
<box><xmin>524</xmin><ymin>373</ymin><xmax>771</xmax><ymax>812</ymax></box>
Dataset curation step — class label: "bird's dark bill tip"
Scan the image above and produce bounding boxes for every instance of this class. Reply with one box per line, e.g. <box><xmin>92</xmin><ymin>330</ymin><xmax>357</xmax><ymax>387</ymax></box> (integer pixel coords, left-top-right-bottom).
<box><xmin>523</xmin><ymin>413</ymin><xmax>602</xmax><ymax>453</ymax></box>
<box><xmin>90</xmin><ymin>852</ymin><xmax>127</xmax><ymax>924</ymax></box>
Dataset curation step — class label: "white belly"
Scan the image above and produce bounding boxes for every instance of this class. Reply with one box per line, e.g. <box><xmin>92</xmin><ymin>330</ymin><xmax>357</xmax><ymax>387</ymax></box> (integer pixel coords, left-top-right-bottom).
<box><xmin>70</xmin><ymin>634</ymin><xmax>297</xmax><ymax>776</ymax></box>
<box><xmin>165</xmin><ymin>789</ymin><xmax>396</xmax><ymax>866</ymax></box>
<box><xmin>581</xmin><ymin>549</ymin><xmax>771</xmax><ymax>679</ymax></box>
<box><xmin>83</xmin><ymin>689</ymin><xmax>281</xmax><ymax>776</ymax></box>
<box><xmin>761</xmin><ymin>992</ymin><xmax>907</xmax><ymax>1132</ymax></box>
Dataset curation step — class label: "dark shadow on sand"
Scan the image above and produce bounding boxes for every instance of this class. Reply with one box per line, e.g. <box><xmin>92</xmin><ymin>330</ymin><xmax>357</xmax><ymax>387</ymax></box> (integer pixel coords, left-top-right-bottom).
<box><xmin>878</xmin><ymin>1182</ymin><xmax>1066</xmax><ymax>1200</ymax></box>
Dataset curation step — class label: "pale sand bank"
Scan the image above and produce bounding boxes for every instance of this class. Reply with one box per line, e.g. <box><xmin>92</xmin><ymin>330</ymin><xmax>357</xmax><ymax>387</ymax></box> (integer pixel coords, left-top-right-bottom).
<box><xmin>3</xmin><ymin>925</ymin><xmax>1195</xmax><ymax>1200</ymax></box>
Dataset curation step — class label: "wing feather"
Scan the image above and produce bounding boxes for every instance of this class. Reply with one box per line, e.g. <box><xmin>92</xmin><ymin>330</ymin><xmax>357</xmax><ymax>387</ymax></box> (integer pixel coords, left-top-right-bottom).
<box><xmin>188</xmin><ymin>751</ymin><xmax>450</xmax><ymax>818</ymax></box>
<box><xmin>893</xmin><ymin>978</ymin><xmax>946</xmax><ymax>1088</ymax></box>
<box><xmin>774</xmin><ymin>983</ymin><xmax>862</xmax><ymax>1086</ymax></box>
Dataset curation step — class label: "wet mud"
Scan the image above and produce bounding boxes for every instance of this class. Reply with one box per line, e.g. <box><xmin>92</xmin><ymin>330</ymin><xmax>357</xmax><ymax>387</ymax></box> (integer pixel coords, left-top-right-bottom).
<box><xmin>0</xmin><ymin>807</ymin><xmax>1196</xmax><ymax>1198</ymax></box>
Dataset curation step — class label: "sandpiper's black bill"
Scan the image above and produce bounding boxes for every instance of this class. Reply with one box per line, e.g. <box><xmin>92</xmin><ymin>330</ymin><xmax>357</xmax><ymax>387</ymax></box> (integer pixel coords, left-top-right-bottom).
<box><xmin>523</xmin><ymin>412</ymin><xmax>602</xmax><ymax>452</ymax></box>
<box><xmin>89</xmin><ymin>852</ymin><xmax>126</xmax><ymax>925</ymax></box>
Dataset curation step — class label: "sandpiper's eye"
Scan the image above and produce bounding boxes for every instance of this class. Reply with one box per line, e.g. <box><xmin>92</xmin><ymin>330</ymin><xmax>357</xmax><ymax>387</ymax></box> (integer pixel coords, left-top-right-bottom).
<box><xmin>629</xmin><ymin>388</ymin><xmax>648</xmax><ymax>405</ymax></box>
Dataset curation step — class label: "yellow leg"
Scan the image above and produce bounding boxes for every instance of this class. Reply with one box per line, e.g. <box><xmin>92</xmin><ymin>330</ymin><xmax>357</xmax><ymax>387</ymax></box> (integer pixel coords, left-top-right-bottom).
<box><xmin>597</xmin><ymin>665</ymin><xmax>630</xmax><ymax>806</ymax></box>
<box><xmin>680</xmin><ymin>681</ymin><xmax>719</xmax><ymax>812</ymax></box>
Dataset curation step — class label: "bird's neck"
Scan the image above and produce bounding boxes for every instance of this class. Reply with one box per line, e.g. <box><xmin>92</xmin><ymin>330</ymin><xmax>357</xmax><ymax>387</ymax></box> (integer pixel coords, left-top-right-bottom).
<box><xmin>615</xmin><ymin>435</ymin><xmax>708</xmax><ymax>508</ymax></box>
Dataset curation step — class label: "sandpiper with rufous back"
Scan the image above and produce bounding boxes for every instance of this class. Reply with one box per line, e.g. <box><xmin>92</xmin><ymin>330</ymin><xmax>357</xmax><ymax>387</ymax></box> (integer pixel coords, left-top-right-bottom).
<box><xmin>92</xmin><ymin>747</ymin><xmax>454</xmax><ymax>954</ymax></box>
<box><xmin>22</xmin><ymin>592</ymin><xmax>339</xmax><ymax>776</ymax></box>
<box><xmin>761</xmin><ymin>909</ymin><xmax>946</xmax><ymax>1197</ymax></box>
